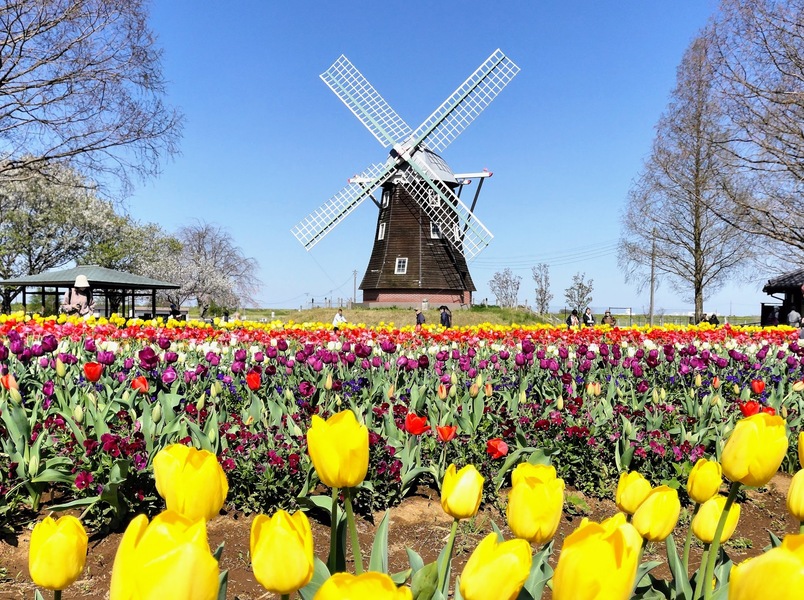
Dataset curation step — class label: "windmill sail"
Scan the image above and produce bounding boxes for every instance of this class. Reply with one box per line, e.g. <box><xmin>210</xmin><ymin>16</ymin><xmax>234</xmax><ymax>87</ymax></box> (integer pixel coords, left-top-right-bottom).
<box><xmin>291</xmin><ymin>160</ymin><xmax>397</xmax><ymax>250</ymax></box>
<box><xmin>320</xmin><ymin>55</ymin><xmax>412</xmax><ymax>148</ymax></box>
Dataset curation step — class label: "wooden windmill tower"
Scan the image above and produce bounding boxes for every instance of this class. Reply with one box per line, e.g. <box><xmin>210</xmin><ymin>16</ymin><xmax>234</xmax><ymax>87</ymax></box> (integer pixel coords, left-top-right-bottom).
<box><xmin>292</xmin><ymin>49</ymin><xmax>519</xmax><ymax>307</ymax></box>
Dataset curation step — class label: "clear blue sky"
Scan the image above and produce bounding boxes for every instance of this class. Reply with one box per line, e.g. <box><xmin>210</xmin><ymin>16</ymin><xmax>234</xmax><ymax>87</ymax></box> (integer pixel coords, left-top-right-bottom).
<box><xmin>129</xmin><ymin>0</ymin><xmax>771</xmax><ymax>316</ymax></box>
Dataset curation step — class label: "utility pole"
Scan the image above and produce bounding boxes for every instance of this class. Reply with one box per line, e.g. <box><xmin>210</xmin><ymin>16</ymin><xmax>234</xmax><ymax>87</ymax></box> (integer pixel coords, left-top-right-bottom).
<box><xmin>649</xmin><ymin>230</ymin><xmax>656</xmax><ymax>326</ymax></box>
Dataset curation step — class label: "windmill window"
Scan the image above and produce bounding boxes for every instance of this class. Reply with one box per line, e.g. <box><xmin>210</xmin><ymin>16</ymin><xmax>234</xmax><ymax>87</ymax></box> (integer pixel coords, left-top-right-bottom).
<box><xmin>378</xmin><ymin>222</ymin><xmax>386</xmax><ymax>240</ymax></box>
<box><xmin>395</xmin><ymin>257</ymin><xmax>408</xmax><ymax>275</ymax></box>
<box><xmin>382</xmin><ymin>189</ymin><xmax>390</xmax><ymax>207</ymax></box>
<box><xmin>430</xmin><ymin>222</ymin><xmax>440</xmax><ymax>239</ymax></box>
<box><xmin>427</xmin><ymin>189</ymin><xmax>440</xmax><ymax>207</ymax></box>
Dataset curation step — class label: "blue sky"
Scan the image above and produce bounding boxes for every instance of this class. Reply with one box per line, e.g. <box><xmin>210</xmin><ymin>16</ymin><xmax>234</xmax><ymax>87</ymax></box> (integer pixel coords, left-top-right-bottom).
<box><xmin>129</xmin><ymin>0</ymin><xmax>772</xmax><ymax>316</ymax></box>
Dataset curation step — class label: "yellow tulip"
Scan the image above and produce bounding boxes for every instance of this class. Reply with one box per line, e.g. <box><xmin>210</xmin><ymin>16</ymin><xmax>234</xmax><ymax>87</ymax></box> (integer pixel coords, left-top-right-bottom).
<box><xmin>692</xmin><ymin>495</ymin><xmax>741</xmax><ymax>543</ymax></box>
<box><xmin>153</xmin><ymin>444</ymin><xmax>229</xmax><ymax>521</ymax></box>
<box><xmin>110</xmin><ymin>511</ymin><xmax>219</xmax><ymax>600</ymax></box>
<box><xmin>799</xmin><ymin>431</ymin><xmax>804</xmax><ymax>469</ymax></box>
<box><xmin>459</xmin><ymin>533</ymin><xmax>532</xmax><ymax>600</ymax></box>
<box><xmin>616</xmin><ymin>471</ymin><xmax>652</xmax><ymax>514</ymax></box>
<box><xmin>787</xmin><ymin>470</ymin><xmax>804</xmax><ymax>521</ymax></box>
<box><xmin>441</xmin><ymin>464</ymin><xmax>484</xmax><ymax>520</ymax></box>
<box><xmin>28</xmin><ymin>515</ymin><xmax>88</xmax><ymax>591</ymax></box>
<box><xmin>307</xmin><ymin>410</ymin><xmax>369</xmax><ymax>488</ymax></box>
<box><xmin>686</xmin><ymin>459</ymin><xmax>722</xmax><ymax>504</ymax></box>
<box><xmin>250</xmin><ymin>510</ymin><xmax>314</xmax><ymax>594</ymax></box>
<box><xmin>553</xmin><ymin>513</ymin><xmax>642</xmax><ymax>600</ymax></box>
<box><xmin>729</xmin><ymin>533</ymin><xmax>804</xmax><ymax>599</ymax></box>
<box><xmin>632</xmin><ymin>485</ymin><xmax>681</xmax><ymax>542</ymax></box>
<box><xmin>721</xmin><ymin>413</ymin><xmax>788</xmax><ymax>488</ymax></box>
<box><xmin>510</xmin><ymin>462</ymin><xmax>557</xmax><ymax>486</ymax></box>
<box><xmin>507</xmin><ymin>465</ymin><xmax>565</xmax><ymax>544</ymax></box>
<box><xmin>314</xmin><ymin>572</ymin><xmax>412</xmax><ymax>599</ymax></box>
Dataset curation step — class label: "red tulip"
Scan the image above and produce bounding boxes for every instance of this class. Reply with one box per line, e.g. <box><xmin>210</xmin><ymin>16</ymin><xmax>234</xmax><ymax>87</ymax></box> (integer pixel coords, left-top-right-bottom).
<box><xmin>762</xmin><ymin>406</ymin><xmax>776</xmax><ymax>416</ymax></box>
<box><xmin>0</xmin><ymin>372</ymin><xmax>18</xmax><ymax>390</ymax></box>
<box><xmin>405</xmin><ymin>413</ymin><xmax>430</xmax><ymax>435</ymax></box>
<box><xmin>487</xmin><ymin>438</ymin><xmax>509</xmax><ymax>459</ymax></box>
<box><xmin>712</xmin><ymin>376</ymin><xmax>721</xmax><ymax>389</ymax></box>
<box><xmin>437</xmin><ymin>425</ymin><xmax>457</xmax><ymax>443</ymax></box>
<box><xmin>131</xmin><ymin>376</ymin><xmax>149</xmax><ymax>394</ymax></box>
<box><xmin>740</xmin><ymin>401</ymin><xmax>760</xmax><ymax>417</ymax></box>
<box><xmin>750</xmin><ymin>379</ymin><xmax>766</xmax><ymax>395</ymax></box>
<box><xmin>83</xmin><ymin>362</ymin><xmax>103</xmax><ymax>383</ymax></box>
<box><xmin>246</xmin><ymin>371</ymin><xmax>261</xmax><ymax>391</ymax></box>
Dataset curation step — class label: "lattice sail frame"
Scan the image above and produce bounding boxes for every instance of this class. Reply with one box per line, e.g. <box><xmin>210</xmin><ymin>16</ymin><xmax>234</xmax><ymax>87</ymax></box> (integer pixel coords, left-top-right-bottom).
<box><xmin>292</xmin><ymin>49</ymin><xmax>519</xmax><ymax>255</ymax></box>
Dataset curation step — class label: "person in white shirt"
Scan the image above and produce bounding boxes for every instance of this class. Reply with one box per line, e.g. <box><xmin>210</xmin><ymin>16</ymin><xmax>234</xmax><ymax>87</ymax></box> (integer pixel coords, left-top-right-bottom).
<box><xmin>332</xmin><ymin>308</ymin><xmax>347</xmax><ymax>331</ymax></box>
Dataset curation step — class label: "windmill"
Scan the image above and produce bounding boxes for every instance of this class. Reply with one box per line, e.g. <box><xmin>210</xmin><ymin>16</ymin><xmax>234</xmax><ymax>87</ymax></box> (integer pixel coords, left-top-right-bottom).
<box><xmin>291</xmin><ymin>49</ymin><xmax>519</xmax><ymax>307</ymax></box>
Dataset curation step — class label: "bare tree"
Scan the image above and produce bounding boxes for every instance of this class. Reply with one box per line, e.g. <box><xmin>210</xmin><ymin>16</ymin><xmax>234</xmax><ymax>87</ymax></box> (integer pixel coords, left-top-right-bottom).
<box><xmin>489</xmin><ymin>268</ymin><xmax>521</xmax><ymax>308</ymax></box>
<box><xmin>564</xmin><ymin>272</ymin><xmax>593</xmax><ymax>313</ymax></box>
<box><xmin>0</xmin><ymin>0</ymin><xmax>182</xmax><ymax>193</ymax></box>
<box><xmin>710</xmin><ymin>0</ymin><xmax>804</xmax><ymax>257</ymax></box>
<box><xmin>618</xmin><ymin>34</ymin><xmax>755</xmax><ymax>322</ymax></box>
<box><xmin>532</xmin><ymin>263</ymin><xmax>553</xmax><ymax>314</ymax></box>
<box><xmin>145</xmin><ymin>223</ymin><xmax>260</xmax><ymax>316</ymax></box>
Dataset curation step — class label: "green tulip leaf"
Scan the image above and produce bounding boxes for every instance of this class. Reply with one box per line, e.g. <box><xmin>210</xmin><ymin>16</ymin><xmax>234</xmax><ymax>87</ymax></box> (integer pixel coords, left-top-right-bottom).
<box><xmin>390</xmin><ymin>568</ymin><xmax>412</xmax><ymax>585</ymax></box>
<box><xmin>664</xmin><ymin>534</ymin><xmax>693</xmax><ymax>599</ymax></box>
<box><xmin>369</xmin><ymin>510</ymin><xmax>390</xmax><ymax>573</ymax></box>
<box><xmin>410</xmin><ymin>560</ymin><xmax>438</xmax><ymax>600</ymax></box>
<box><xmin>298</xmin><ymin>556</ymin><xmax>331</xmax><ymax>600</ymax></box>
<box><xmin>216</xmin><ymin>569</ymin><xmax>228</xmax><ymax>600</ymax></box>
<box><xmin>405</xmin><ymin>547</ymin><xmax>425</xmax><ymax>574</ymax></box>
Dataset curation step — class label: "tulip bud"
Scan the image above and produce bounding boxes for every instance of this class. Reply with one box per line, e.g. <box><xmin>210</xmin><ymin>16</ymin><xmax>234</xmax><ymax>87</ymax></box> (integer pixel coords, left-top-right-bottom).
<box><xmin>660</xmin><ymin>388</ymin><xmax>667</xmax><ymax>401</ymax></box>
<box><xmin>86</xmin><ymin>391</ymin><xmax>96</xmax><ymax>407</ymax></box>
<box><xmin>786</xmin><ymin>469</ymin><xmax>804</xmax><ymax>521</ymax></box>
<box><xmin>387</xmin><ymin>385</ymin><xmax>395</xmax><ymax>399</ymax></box>
<box><xmin>519</xmin><ymin>389</ymin><xmax>527</xmax><ymax>404</ymax></box>
<box><xmin>152</xmin><ymin>403</ymin><xmax>162</xmax><ymax>424</ymax></box>
<box><xmin>712</xmin><ymin>376</ymin><xmax>721</xmax><ymax>389</ymax></box>
<box><xmin>335</xmin><ymin>394</ymin><xmax>342</xmax><ymax>407</ymax></box>
<box><xmin>781</xmin><ymin>405</ymin><xmax>788</xmax><ymax>419</ymax></box>
<box><xmin>793</xmin><ymin>380</ymin><xmax>804</xmax><ymax>393</ymax></box>
<box><xmin>733</xmin><ymin>383</ymin><xmax>741</xmax><ymax>395</ymax></box>
<box><xmin>153</xmin><ymin>445</ymin><xmax>229</xmax><ymax>521</ymax></box>
<box><xmin>122</xmin><ymin>390</ymin><xmax>130</xmax><ymax>403</ymax></box>
<box><xmin>474</xmin><ymin>373</ymin><xmax>484</xmax><ymax>388</ymax></box>
<box><xmin>616</xmin><ymin>471</ymin><xmax>652</xmax><ymax>515</ymax></box>
<box><xmin>721</xmin><ymin>413</ymin><xmax>788</xmax><ymax>488</ymax></box>
<box><xmin>250</xmin><ymin>510</ymin><xmax>314</xmax><ymax>594</ymax></box>
<box><xmin>307</xmin><ymin>410</ymin><xmax>369</xmax><ymax>489</ymax></box>
<box><xmin>507</xmin><ymin>465</ymin><xmax>564</xmax><ymax>545</ymax></box>
<box><xmin>469</xmin><ymin>383</ymin><xmax>479</xmax><ymax>398</ymax></box>
<box><xmin>687</xmin><ymin>459</ymin><xmax>722</xmax><ymax>504</ymax></box>
<box><xmin>441</xmin><ymin>464</ymin><xmax>484</xmax><ymax>520</ymax></box>
<box><xmin>450</xmin><ymin>372</ymin><xmax>458</xmax><ymax>386</ymax></box>
<box><xmin>437</xmin><ymin>383</ymin><xmax>448</xmax><ymax>400</ymax></box>
<box><xmin>55</xmin><ymin>358</ymin><xmax>67</xmax><ymax>378</ymax></box>
<box><xmin>556</xmin><ymin>396</ymin><xmax>564</xmax><ymax>410</ymax></box>
<box><xmin>73</xmin><ymin>404</ymin><xmax>84</xmax><ymax>424</ymax></box>
<box><xmin>210</xmin><ymin>381</ymin><xmax>219</xmax><ymax>398</ymax></box>
<box><xmin>28</xmin><ymin>454</ymin><xmax>40</xmax><ymax>477</ymax></box>
<box><xmin>324</xmin><ymin>373</ymin><xmax>333</xmax><ymax>391</ymax></box>
<box><xmin>460</xmin><ymin>533</ymin><xmax>532</xmax><ymax>600</ymax></box>
<box><xmin>29</xmin><ymin>516</ymin><xmax>88</xmax><ymax>591</ymax></box>
<box><xmin>632</xmin><ymin>485</ymin><xmax>681</xmax><ymax>542</ymax></box>
<box><xmin>692</xmin><ymin>495</ymin><xmax>740</xmax><ymax>543</ymax></box>
<box><xmin>616</xmin><ymin>385</ymin><xmax>624</xmax><ymax>398</ymax></box>
<box><xmin>9</xmin><ymin>387</ymin><xmax>22</xmax><ymax>404</ymax></box>
<box><xmin>196</xmin><ymin>395</ymin><xmax>205</xmax><ymax>411</ymax></box>
<box><xmin>711</xmin><ymin>394</ymin><xmax>721</xmax><ymax>406</ymax></box>
<box><xmin>449</xmin><ymin>384</ymin><xmax>457</xmax><ymax>398</ymax></box>
<box><xmin>652</xmin><ymin>388</ymin><xmax>659</xmax><ymax>403</ymax></box>
<box><xmin>284</xmin><ymin>388</ymin><xmax>294</xmax><ymax>402</ymax></box>
<box><xmin>484</xmin><ymin>381</ymin><xmax>493</xmax><ymax>397</ymax></box>
<box><xmin>694</xmin><ymin>373</ymin><xmax>702</xmax><ymax>387</ymax></box>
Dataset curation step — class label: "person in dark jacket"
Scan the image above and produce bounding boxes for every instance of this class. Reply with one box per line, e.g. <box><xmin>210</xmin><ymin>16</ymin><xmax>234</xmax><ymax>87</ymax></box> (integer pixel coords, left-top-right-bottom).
<box><xmin>582</xmin><ymin>307</ymin><xmax>595</xmax><ymax>327</ymax></box>
<box><xmin>440</xmin><ymin>306</ymin><xmax>452</xmax><ymax>328</ymax></box>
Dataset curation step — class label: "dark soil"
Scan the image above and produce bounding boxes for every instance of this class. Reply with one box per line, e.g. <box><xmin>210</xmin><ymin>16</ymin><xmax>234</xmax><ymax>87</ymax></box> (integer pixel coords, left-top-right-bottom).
<box><xmin>0</xmin><ymin>474</ymin><xmax>797</xmax><ymax>599</ymax></box>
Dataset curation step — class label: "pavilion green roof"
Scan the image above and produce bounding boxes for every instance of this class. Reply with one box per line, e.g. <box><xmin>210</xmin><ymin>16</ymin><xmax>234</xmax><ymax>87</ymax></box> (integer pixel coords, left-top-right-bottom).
<box><xmin>0</xmin><ymin>265</ymin><xmax>179</xmax><ymax>290</ymax></box>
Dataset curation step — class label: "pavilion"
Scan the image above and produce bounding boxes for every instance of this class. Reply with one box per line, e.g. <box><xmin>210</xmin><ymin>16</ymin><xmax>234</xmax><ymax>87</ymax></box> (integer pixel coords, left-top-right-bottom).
<box><xmin>0</xmin><ymin>265</ymin><xmax>180</xmax><ymax>318</ymax></box>
<box><xmin>761</xmin><ymin>267</ymin><xmax>804</xmax><ymax>326</ymax></box>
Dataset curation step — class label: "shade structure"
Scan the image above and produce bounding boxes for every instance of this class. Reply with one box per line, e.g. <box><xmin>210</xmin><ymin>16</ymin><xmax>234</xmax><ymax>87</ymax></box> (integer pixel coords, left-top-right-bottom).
<box><xmin>0</xmin><ymin>265</ymin><xmax>179</xmax><ymax>318</ymax></box>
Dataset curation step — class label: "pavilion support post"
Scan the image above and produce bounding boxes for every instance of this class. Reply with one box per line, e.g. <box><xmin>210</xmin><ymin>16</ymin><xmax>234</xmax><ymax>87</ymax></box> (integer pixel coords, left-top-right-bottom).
<box><xmin>152</xmin><ymin>289</ymin><xmax>156</xmax><ymax>318</ymax></box>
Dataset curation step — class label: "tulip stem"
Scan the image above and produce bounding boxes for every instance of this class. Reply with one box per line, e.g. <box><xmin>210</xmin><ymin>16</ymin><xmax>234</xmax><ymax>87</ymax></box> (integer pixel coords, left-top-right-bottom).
<box><xmin>281</xmin><ymin>595</ymin><xmax>289</xmax><ymax>600</ymax></box>
<box><xmin>682</xmin><ymin>503</ymin><xmax>701</xmax><ymax>575</ymax></box>
<box><xmin>693</xmin><ymin>545</ymin><xmax>710</xmax><ymax>600</ymax></box>
<box><xmin>800</xmin><ymin>521</ymin><xmax>804</xmax><ymax>535</ymax></box>
<box><xmin>328</xmin><ymin>487</ymin><xmax>339</xmax><ymax>574</ymax></box>
<box><xmin>701</xmin><ymin>481</ymin><xmax>741</xmax><ymax>600</ymax></box>
<box><xmin>344</xmin><ymin>487</ymin><xmax>363</xmax><ymax>574</ymax></box>
<box><xmin>54</xmin><ymin>593</ymin><xmax>61</xmax><ymax>600</ymax></box>
<box><xmin>437</xmin><ymin>518</ymin><xmax>459</xmax><ymax>594</ymax></box>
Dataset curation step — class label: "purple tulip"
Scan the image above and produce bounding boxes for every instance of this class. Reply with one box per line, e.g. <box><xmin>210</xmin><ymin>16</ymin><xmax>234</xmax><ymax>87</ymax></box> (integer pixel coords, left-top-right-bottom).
<box><xmin>418</xmin><ymin>355</ymin><xmax>429</xmax><ymax>369</ymax></box>
<box><xmin>0</xmin><ymin>344</ymin><xmax>7</xmax><ymax>361</ymax></box>
<box><xmin>157</xmin><ymin>337</ymin><xmax>171</xmax><ymax>350</ymax></box>
<box><xmin>84</xmin><ymin>338</ymin><xmax>97</xmax><ymax>353</ymax></box>
<box><xmin>41</xmin><ymin>335</ymin><xmax>58</xmax><ymax>353</ymax></box>
<box><xmin>521</xmin><ymin>339</ymin><xmax>535</xmax><ymax>354</ymax></box>
<box><xmin>9</xmin><ymin>339</ymin><xmax>24</xmax><ymax>355</ymax></box>
<box><xmin>298</xmin><ymin>381</ymin><xmax>316</xmax><ymax>397</ymax></box>
<box><xmin>123</xmin><ymin>357</ymin><xmax>135</xmax><ymax>370</ymax></box>
<box><xmin>162</xmin><ymin>368</ymin><xmax>178</xmax><ymax>385</ymax></box>
<box><xmin>38</xmin><ymin>357</ymin><xmax>49</xmax><ymax>368</ymax></box>
<box><xmin>42</xmin><ymin>380</ymin><xmax>54</xmax><ymax>397</ymax></box>
<box><xmin>637</xmin><ymin>380</ymin><xmax>649</xmax><ymax>393</ymax></box>
<box><xmin>234</xmin><ymin>349</ymin><xmax>247</xmax><ymax>362</ymax></box>
<box><xmin>205</xmin><ymin>352</ymin><xmax>220</xmax><ymax>366</ymax></box>
<box><xmin>231</xmin><ymin>361</ymin><xmax>245</xmax><ymax>374</ymax></box>
<box><xmin>266</xmin><ymin>346</ymin><xmax>278</xmax><ymax>359</ymax></box>
<box><xmin>97</xmin><ymin>351</ymin><xmax>116</xmax><ymax>365</ymax></box>
<box><xmin>277</xmin><ymin>339</ymin><xmax>288</xmax><ymax>352</ymax></box>
<box><xmin>138</xmin><ymin>347</ymin><xmax>159</xmax><ymax>370</ymax></box>
<box><xmin>164</xmin><ymin>351</ymin><xmax>178</xmax><ymax>364</ymax></box>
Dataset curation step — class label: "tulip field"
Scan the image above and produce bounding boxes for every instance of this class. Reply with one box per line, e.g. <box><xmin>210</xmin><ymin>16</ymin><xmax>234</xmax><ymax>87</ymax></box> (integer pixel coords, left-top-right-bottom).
<box><xmin>2</xmin><ymin>312</ymin><xmax>804</xmax><ymax>598</ymax></box>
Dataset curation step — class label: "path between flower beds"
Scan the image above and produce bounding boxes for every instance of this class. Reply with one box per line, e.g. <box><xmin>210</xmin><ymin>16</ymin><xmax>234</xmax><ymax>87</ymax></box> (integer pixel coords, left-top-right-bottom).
<box><xmin>0</xmin><ymin>474</ymin><xmax>796</xmax><ymax>599</ymax></box>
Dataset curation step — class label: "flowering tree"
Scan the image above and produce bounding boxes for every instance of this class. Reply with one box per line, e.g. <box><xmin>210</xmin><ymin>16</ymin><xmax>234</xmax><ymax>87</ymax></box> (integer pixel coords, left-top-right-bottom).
<box><xmin>564</xmin><ymin>272</ymin><xmax>593</xmax><ymax>314</ymax></box>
